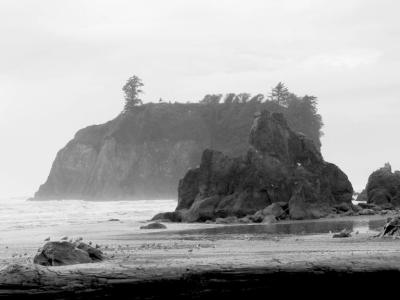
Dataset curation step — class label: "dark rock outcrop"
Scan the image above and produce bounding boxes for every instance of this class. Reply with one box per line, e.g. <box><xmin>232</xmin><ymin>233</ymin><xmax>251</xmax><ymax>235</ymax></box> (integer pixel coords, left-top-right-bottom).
<box><xmin>33</xmin><ymin>241</ymin><xmax>103</xmax><ymax>266</ymax></box>
<box><xmin>364</xmin><ymin>163</ymin><xmax>400</xmax><ymax>206</ymax></box>
<box><xmin>140</xmin><ymin>222</ymin><xmax>167</xmax><ymax>229</ymax></box>
<box><xmin>151</xmin><ymin>211</ymin><xmax>182</xmax><ymax>222</ymax></box>
<box><xmin>153</xmin><ymin>110</ymin><xmax>353</xmax><ymax>222</ymax></box>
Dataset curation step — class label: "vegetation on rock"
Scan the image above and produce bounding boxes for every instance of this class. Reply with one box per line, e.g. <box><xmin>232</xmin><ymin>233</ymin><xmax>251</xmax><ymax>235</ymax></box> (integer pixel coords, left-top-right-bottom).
<box><xmin>123</xmin><ymin>75</ymin><xmax>144</xmax><ymax>111</ymax></box>
<box><xmin>34</xmin><ymin>80</ymin><xmax>325</xmax><ymax>200</ymax></box>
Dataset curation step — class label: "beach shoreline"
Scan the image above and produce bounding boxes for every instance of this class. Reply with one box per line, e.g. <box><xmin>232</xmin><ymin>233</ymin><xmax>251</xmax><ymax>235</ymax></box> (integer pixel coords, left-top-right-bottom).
<box><xmin>1</xmin><ymin>213</ymin><xmax>399</xmax><ymax>297</ymax></box>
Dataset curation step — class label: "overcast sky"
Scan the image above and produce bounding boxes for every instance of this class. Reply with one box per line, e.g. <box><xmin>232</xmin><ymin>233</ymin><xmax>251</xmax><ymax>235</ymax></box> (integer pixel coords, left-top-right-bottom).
<box><xmin>0</xmin><ymin>0</ymin><xmax>399</xmax><ymax>198</ymax></box>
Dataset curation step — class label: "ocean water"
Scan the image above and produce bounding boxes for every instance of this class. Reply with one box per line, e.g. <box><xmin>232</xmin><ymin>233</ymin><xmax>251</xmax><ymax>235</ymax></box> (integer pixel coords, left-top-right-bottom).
<box><xmin>0</xmin><ymin>197</ymin><xmax>177</xmax><ymax>244</ymax></box>
<box><xmin>0</xmin><ymin>197</ymin><xmax>387</xmax><ymax>246</ymax></box>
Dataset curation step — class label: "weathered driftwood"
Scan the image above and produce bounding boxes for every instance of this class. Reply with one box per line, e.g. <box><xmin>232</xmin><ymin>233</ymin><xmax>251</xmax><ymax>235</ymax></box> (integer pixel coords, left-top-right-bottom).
<box><xmin>1</xmin><ymin>256</ymin><xmax>400</xmax><ymax>298</ymax></box>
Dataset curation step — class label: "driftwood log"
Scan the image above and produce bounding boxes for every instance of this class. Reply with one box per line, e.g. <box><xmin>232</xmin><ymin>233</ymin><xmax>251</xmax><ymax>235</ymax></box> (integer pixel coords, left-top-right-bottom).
<box><xmin>1</xmin><ymin>256</ymin><xmax>400</xmax><ymax>299</ymax></box>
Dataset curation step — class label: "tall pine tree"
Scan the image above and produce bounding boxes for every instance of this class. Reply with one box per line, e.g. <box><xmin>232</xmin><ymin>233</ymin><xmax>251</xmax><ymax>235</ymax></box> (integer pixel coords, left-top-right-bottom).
<box><xmin>268</xmin><ymin>82</ymin><xmax>289</xmax><ymax>107</ymax></box>
<box><xmin>123</xmin><ymin>75</ymin><xmax>144</xmax><ymax>112</ymax></box>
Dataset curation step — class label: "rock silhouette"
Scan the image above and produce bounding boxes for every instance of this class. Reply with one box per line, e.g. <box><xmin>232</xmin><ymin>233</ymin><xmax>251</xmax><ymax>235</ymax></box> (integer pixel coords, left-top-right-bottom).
<box><xmin>154</xmin><ymin>110</ymin><xmax>353</xmax><ymax>222</ymax></box>
<box><xmin>364</xmin><ymin>163</ymin><xmax>400</xmax><ymax>207</ymax></box>
<box><xmin>140</xmin><ymin>222</ymin><xmax>167</xmax><ymax>229</ymax></box>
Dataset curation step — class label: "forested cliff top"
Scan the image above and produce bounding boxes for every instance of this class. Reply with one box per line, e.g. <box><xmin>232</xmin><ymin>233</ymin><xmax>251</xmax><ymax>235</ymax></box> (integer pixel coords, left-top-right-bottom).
<box><xmin>34</xmin><ymin>81</ymin><xmax>324</xmax><ymax>200</ymax></box>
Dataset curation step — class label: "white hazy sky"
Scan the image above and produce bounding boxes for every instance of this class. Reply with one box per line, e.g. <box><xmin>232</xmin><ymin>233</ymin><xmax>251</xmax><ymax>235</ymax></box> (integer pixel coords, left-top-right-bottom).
<box><xmin>0</xmin><ymin>0</ymin><xmax>399</xmax><ymax>198</ymax></box>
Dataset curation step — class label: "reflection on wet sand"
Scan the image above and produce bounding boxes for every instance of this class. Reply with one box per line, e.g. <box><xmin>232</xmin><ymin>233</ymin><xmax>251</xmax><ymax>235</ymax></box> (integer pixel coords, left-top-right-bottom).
<box><xmin>172</xmin><ymin>218</ymin><xmax>387</xmax><ymax>237</ymax></box>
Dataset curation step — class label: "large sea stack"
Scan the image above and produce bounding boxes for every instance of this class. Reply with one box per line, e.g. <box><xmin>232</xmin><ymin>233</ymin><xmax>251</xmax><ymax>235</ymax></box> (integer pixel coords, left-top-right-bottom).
<box><xmin>154</xmin><ymin>110</ymin><xmax>353</xmax><ymax>221</ymax></box>
<box><xmin>33</xmin><ymin>101</ymin><xmax>322</xmax><ymax>200</ymax></box>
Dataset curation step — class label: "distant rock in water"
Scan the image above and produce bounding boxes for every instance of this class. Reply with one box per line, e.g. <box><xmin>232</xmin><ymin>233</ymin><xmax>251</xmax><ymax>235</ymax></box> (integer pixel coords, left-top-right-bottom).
<box><xmin>140</xmin><ymin>222</ymin><xmax>167</xmax><ymax>229</ymax></box>
<box><xmin>153</xmin><ymin>110</ymin><xmax>353</xmax><ymax>222</ymax></box>
<box><xmin>363</xmin><ymin>163</ymin><xmax>400</xmax><ymax>207</ymax></box>
<box><xmin>33</xmin><ymin>241</ymin><xmax>103</xmax><ymax>266</ymax></box>
<box><xmin>355</xmin><ymin>189</ymin><xmax>368</xmax><ymax>202</ymax></box>
<box><xmin>33</xmin><ymin>101</ymin><xmax>323</xmax><ymax>200</ymax></box>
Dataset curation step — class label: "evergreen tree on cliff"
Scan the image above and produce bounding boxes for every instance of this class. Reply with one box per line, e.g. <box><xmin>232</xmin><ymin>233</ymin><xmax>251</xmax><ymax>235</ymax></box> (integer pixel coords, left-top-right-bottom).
<box><xmin>269</xmin><ymin>82</ymin><xmax>289</xmax><ymax>107</ymax></box>
<box><xmin>200</xmin><ymin>94</ymin><xmax>223</xmax><ymax>104</ymax></box>
<box><xmin>236</xmin><ymin>93</ymin><xmax>251</xmax><ymax>103</ymax></box>
<box><xmin>123</xmin><ymin>75</ymin><xmax>144</xmax><ymax>112</ymax></box>
<box><xmin>223</xmin><ymin>93</ymin><xmax>237</xmax><ymax>104</ymax></box>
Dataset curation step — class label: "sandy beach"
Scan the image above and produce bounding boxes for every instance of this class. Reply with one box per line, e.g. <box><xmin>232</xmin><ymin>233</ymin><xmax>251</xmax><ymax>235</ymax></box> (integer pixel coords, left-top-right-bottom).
<box><xmin>1</xmin><ymin>213</ymin><xmax>400</xmax><ymax>298</ymax></box>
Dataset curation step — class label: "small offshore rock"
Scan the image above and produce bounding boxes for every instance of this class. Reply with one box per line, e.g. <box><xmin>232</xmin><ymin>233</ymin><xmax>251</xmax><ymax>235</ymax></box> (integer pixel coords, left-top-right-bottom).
<box><xmin>140</xmin><ymin>222</ymin><xmax>167</xmax><ymax>230</ymax></box>
<box><xmin>333</xmin><ymin>229</ymin><xmax>352</xmax><ymax>238</ymax></box>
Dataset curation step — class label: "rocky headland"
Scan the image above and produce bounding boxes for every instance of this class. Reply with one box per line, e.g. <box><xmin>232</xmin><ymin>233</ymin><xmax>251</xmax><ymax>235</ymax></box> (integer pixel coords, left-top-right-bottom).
<box><xmin>153</xmin><ymin>110</ymin><xmax>354</xmax><ymax>222</ymax></box>
<box><xmin>33</xmin><ymin>100</ymin><xmax>323</xmax><ymax>200</ymax></box>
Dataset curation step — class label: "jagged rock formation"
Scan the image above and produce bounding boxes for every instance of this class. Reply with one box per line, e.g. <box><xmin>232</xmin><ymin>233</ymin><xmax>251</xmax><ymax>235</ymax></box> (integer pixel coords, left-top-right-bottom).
<box><xmin>363</xmin><ymin>163</ymin><xmax>400</xmax><ymax>207</ymax></box>
<box><xmin>34</xmin><ymin>101</ymin><xmax>323</xmax><ymax>200</ymax></box>
<box><xmin>153</xmin><ymin>110</ymin><xmax>353</xmax><ymax>221</ymax></box>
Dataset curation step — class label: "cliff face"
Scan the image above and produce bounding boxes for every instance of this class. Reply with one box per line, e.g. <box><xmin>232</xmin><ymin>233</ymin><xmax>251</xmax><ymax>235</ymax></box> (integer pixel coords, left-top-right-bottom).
<box><xmin>153</xmin><ymin>110</ymin><xmax>353</xmax><ymax>221</ymax></box>
<box><xmin>36</xmin><ymin>138</ymin><xmax>200</xmax><ymax>199</ymax></box>
<box><xmin>34</xmin><ymin>101</ymin><xmax>323</xmax><ymax>200</ymax></box>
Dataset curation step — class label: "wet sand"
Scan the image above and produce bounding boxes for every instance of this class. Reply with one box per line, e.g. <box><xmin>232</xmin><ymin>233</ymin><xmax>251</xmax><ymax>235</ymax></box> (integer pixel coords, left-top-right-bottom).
<box><xmin>0</xmin><ymin>214</ymin><xmax>399</xmax><ymax>298</ymax></box>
